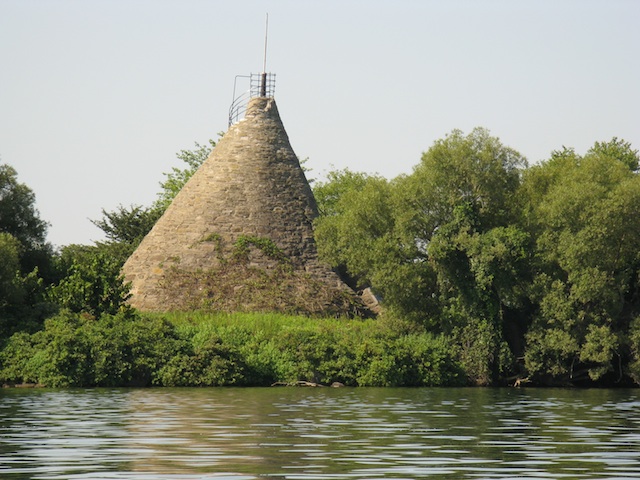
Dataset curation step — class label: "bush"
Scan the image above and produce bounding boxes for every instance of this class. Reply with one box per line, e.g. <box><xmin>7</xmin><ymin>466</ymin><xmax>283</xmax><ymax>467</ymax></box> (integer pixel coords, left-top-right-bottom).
<box><xmin>354</xmin><ymin>333</ymin><xmax>464</xmax><ymax>387</ymax></box>
<box><xmin>0</xmin><ymin>310</ymin><xmax>183</xmax><ymax>387</ymax></box>
<box><xmin>0</xmin><ymin>331</ymin><xmax>38</xmax><ymax>384</ymax></box>
<box><xmin>0</xmin><ymin>311</ymin><xmax>467</xmax><ymax>387</ymax></box>
<box><xmin>157</xmin><ymin>336</ymin><xmax>248</xmax><ymax>387</ymax></box>
<box><xmin>47</xmin><ymin>248</ymin><xmax>132</xmax><ymax>317</ymax></box>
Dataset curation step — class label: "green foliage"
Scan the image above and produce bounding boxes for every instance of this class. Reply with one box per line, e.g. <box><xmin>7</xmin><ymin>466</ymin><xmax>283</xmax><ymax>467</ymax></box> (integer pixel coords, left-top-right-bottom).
<box><xmin>588</xmin><ymin>137</ymin><xmax>639</xmax><ymax>172</ymax></box>
<box><xmin>411</xmin><ymin>129</ymin><xmax>529</xmax><ymax>325</ymax></box>
<box><xmin>0</xmin><ymin>331</ymin><xmax>39</xmax><ymax>384</ymax></box>
<box><xmin>0</xmin><ymin>164</ymin><xmax>48</xmax><ymax>252</ymax></box>
<box><xmin>314</xmin><ymin>128</ymin><xmax>528</xmax><ymax>384</ymax></box>
<box><xmin>627</xmin><ymin>317</ymin><xmax>640</xmax><ymax>384</ymax></box>
<box><xmin>313</xmin><ymin>170</ymin><xmax>434</xmax><ymax>321</ymax></box>
<box><xmin>314</xmin><ymin>169</ymin><xmax>374</xmax><ymax>217</ymax></box>
<box><xmin>522</xmin><ymin>138</ymin><xmax>640</xmax><ymax>384</ymax></box>
<box><xmin>0</xmin><ymin>311</ymin><xmax>465</xmax><ymax>387</ymax></box>
<box><xmin>153</xmin><ymin>139</ymin><xmax>217</xmax><ymax>212</ymax></box>
<box><xmin>353</xmin><ymin>330</ymin><xmax>464</xmax><ymax>387</ymax></box>
<box><xmin>233</xmin><ymin>235</ymin><xmax>288</xmax><ymax>262</ymax></box>
<box><xmin>92</xmin><ymin>204</ymin><xmax>162</xmax><ymax>247</ymax></box>
<box><xmin>448</xmin><ymin>315</ymin><xmax>515</xmax><ymax>386</ymax></box>
<box><xmin>524</xmin><ymin>328</ymin><xmax>580</xmax><ymax>380</ymax></box>
<box><xmin>313</xmin><ymin>131</ymin><xmax>640</xmax><ymax>386</ymax></box>
<box><xmin>579</xmin><ymin>324</ymin><xmax>619</xmax><ymax>381</ymax></box>
<box><xmin>0</xmin><ymin>164</ymin><xmax>53</xmax><ymax>337</ymax></box>
<box><xmin>3</xmin><ymin>130</ymin><xmax>638</xmax><ymax>388</ymax></box>
<box><xmin>0</xmin><ymin>233</ymin><xmax>24</xmax><ymax>309</ymax></box>
<box><xmin>85</xmin><ymin>312</ymin><xmax>183</xmax><ymax>387</ymax></box>
<box><xmin>47</xmin><ymin>247</ymin><xmax>132</xmax><ymax>317</ymax></box>
<box><xmin>314</xmin><ymin>170</ymin><xmax>395</xmax><ymax>286</ymax></box>
<box><xmin>90</xmin><ymin>139</ymin><xmax>218</xmax><ymax>262</ymax></box>
<box><xmin>409</xmin><ymin>127</ymin><xmax>526</xmax><ymax>230</ymax></box>
<box><xmin>0</xmin><ymin>234</ymin><xmax>48</xmax><ymax>337</ymax></box>
<box><xmin>0</xmin><ymin>310</ymin><xmax>183</xmax><ymax>387</ymax></box>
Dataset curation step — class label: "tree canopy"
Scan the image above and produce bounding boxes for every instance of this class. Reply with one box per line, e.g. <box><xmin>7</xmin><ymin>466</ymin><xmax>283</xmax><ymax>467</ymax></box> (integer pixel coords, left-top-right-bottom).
<box><xmin>2</xmin><ymin>131</ymin><xmax>640</xmax><ymax>388</ymax></box>
<box><xmin>91</xmin><ymin>139</ymin><xmax>217</xmax><ymax>261</ymax></box>
<box><xmin>521</xmin><ymin>138</ymin><xmax>640</xmax><ymax>384</ymax></box>
<box><xmin>0</xmin><ymin>164</ymin><xmax>48</xmax><ymax>251</ymax></box>
<box><xmin>314</xmin><ymin>129</ymin><xmax>640</xmax><ymax>386</ymax></box>
<box><xmin>0</xmin><ymin>164</ymin><xmax>53</xmax><ymax>335</ymax></box>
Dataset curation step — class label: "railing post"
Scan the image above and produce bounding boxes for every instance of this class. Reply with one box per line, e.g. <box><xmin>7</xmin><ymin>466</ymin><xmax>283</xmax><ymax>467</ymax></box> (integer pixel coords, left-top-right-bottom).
<box><xmin>228</xmin><ymin>72</ymin><xmax>275</xmax><ymax>126</ymax></box>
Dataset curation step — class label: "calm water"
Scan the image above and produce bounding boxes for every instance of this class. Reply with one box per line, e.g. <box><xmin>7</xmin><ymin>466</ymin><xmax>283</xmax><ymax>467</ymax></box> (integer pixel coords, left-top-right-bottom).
<box><xmin>1</xmin><ymin>387</ymin><xmax>639</xmax><ymax>479</ymax></box>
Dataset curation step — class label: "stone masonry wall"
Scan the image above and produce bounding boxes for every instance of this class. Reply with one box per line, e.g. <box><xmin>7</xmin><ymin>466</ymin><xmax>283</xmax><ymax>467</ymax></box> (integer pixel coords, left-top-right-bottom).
<box><xmin>122</xmin><ymin>97</ymin><xmax>363</xmax><ymax>315</ymax></box>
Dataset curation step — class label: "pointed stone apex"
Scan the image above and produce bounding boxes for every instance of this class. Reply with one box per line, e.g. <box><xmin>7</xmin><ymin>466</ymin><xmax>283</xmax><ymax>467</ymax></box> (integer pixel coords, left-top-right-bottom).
<box><xmin>244</xmin><ymin>97</ymin><xmax>280</xmax><ymax>122</ymax></box>
<box><xmin>122</xmin><ymin>97</ymin><xmax>371</xmax><ymax>317</ymax></box>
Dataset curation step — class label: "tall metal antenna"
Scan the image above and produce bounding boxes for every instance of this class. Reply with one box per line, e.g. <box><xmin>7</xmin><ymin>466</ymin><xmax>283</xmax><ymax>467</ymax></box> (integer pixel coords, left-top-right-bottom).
<box><xmin>263</xmin><ymin>13</ymin><xmax>269</xmax><ymax>73</ymax></box>
<box><xmin>261</xmin><ymin>13</ymin><xmax>269</xmax><ymax>97</ymax></box>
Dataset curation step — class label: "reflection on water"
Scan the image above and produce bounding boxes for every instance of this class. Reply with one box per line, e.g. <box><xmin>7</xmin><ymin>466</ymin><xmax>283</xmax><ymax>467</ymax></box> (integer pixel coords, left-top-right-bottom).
<box><xmin>1</xmin><ymin>387</ymin><xmax>639</xmax><ymax>479</ymax></box>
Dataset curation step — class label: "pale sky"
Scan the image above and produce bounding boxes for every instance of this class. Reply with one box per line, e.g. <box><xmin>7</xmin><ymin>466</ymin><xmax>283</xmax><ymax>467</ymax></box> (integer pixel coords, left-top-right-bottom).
<box><xmin>1</xmin><ymin>0</ymin><xmax>638</xmax><ymax>247</ymax></box>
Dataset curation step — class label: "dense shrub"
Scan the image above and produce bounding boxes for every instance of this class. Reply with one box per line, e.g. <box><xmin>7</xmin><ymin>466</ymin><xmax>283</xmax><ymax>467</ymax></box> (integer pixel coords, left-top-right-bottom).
<box><xmin>0</xmin><ymin>311</ymin><xmax>466</xmax><ymax>387</ymax></box>
<box><xmin>355</xmin><ymin>334</ymin><xmax>465</xmax><ymax>387</ymax></box>
<box><xmin>0</xmin><ymin>310</ymin><xmax>183</xmax><ymax>387</ymax></box>
<box><xmin>167</xmin><ymin>314</ymin><xmax>464</xmax><ymax>387</ymax></box>
<box><xmin>157</xmin><ymin>335</ymin><xmax>248</xmax><ymax>387</ymax></box>
<box><xmin>47</xmin><ymin>248</ymin><xmax>132</xmax><ymax>317</ymax></box>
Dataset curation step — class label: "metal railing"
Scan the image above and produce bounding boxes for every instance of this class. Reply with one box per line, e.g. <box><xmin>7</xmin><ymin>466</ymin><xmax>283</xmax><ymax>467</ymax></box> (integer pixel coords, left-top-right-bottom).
<box><xmin>228</xmin><ymin>73</ymin><xmax>276</xmax><ymax>127</ymax></box>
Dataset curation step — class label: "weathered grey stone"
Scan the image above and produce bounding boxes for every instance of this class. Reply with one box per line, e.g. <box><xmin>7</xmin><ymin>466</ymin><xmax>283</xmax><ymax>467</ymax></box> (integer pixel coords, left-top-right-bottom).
<box><xmin>122</xmin><ymin>97</ymin><xmax>367</xmax><ymax>316</ymax></box>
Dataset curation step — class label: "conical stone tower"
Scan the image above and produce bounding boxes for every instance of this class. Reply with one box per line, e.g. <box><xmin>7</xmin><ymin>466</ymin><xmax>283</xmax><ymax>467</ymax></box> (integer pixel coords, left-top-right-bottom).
<box><xmin>122</xmin><ymin>96</ymin><xmax>367</xmax><ymax>316</ymax></box>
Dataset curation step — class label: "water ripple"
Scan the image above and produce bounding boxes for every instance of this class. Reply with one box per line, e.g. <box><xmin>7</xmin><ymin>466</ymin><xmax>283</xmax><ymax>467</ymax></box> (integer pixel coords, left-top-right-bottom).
<box><xmin>1</xmin><ymin>387</ymin><xmax>639</xmax><ymax>479</ymax></box>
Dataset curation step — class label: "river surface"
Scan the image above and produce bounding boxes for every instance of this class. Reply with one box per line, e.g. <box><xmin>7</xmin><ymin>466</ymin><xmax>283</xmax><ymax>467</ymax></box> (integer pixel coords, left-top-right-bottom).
<box><xmin>1</xmin><ymin>387</ymin><xmax>639</xmax><ymax>479</ymax></box>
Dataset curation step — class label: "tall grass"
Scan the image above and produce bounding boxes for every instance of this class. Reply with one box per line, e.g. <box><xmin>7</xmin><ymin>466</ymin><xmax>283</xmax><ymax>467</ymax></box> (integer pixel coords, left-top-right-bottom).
<box><xmin>150</xmin><ymin>311</ymin><xmax>465</xmax><ymax>387</ymax></box>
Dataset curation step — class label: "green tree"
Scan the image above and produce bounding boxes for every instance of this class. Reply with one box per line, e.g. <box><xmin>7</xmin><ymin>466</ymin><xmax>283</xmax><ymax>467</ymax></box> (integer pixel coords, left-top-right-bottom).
<box><xmin>0</xmin><ymin>233</ymin><xmax>23</xmax><ymax>310</ymax></box>
<box><xmin>0</xmin><ymin>164</ymin><xmax>48</xmax><ymax>251</ymax></box>
<box><xmin>522</xmin><ymin>138</ymin><xmax>640</xmax><ymax>384</ymax></box>
<box><xmin>47</xmin><ymin>247</ymin><xmax>132</xmax><ymax>317</ymax></box>
<box><xmin>91</xmin><ymin>139</ymin><xmax>217</xmax><ymax>263</ymax></box>
<box><xmin>92</xmin><ymin>204</ymin><xmax>162</xmax><ymax>246</ymax></box>
<box><xmin>403</xmin><ymin>128</ymin><xmax>528</xmax><ymax>383</ymax></box>
<box><xmin>314</xmin><ymin>129</ymin><xmax>529</xmax><ymax>384</ymax></box>
<box><xmin>314</xmin><ymin>170</ymin><xmax>395</xmax><ymax>287</ymax></box>
<box><xmin>0</xmin><ymin>163</ymin><xmax>54</xmax><ymax>277</ymax></box>
<box><xmin>314</xmin><ymin>168</ymin><xmax>373</xmax><ymax>217</ymax></box>
<box><xmin>152</xmin><ymin>139</ymin><xmax>217</xmax><ymax>212</ymax></box>
<box><xmin>589</xmin><ymin>137</ymin><xmax>639</xmax><ymax>172</ymax></box>
<box><xmin>314</xmin><ymin>170</ymin><xmax>436</xmax><ymax>321</ymax></box>
<box><xmin>0</xmin><ymin>164</ymin><xmax>54</xmax><ymax>336</ymax></box>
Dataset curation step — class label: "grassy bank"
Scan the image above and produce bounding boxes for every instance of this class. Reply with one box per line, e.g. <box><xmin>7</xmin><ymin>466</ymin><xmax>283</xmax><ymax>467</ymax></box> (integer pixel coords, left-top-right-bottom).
<box><xmin>0</xmin><ymin>310</ymin><xmax>466</xmax><ymax>388</ymax></box>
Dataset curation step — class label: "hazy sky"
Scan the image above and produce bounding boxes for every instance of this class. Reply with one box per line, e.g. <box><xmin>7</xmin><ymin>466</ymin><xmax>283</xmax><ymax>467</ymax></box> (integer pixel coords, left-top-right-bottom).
<box><xmin>1</xmin><ymin>0</ymin><xmax>639</xmax><ymax>247</ymax></box>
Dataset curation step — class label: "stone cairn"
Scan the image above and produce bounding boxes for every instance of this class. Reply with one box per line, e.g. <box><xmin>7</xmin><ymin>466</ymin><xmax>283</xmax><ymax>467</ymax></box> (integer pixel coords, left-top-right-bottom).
<box><xmin>122</xmin><ymin>96</ymin><xmax>370</xmax><ymax>317</ymax></box>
